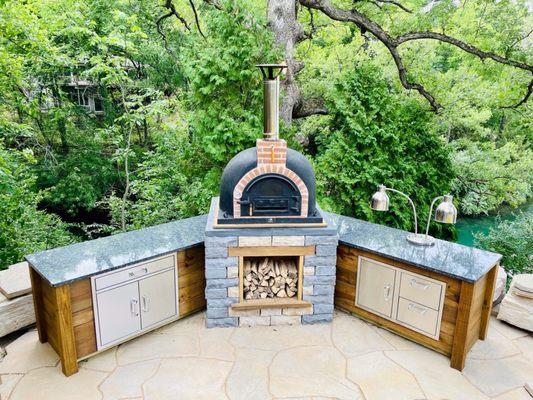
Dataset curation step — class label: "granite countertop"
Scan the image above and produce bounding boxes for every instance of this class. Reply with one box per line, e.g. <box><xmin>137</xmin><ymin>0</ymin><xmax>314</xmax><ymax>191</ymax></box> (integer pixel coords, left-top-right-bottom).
<box><xmin>26</xmin><ymin>215</ymin><xmax>208</xmax><ymax>287</ymax></box>
<box><xmin>327</xmin><ymin>212</ymin><xmax>501</xmax><ymax>283</ymax></box>
<box><xmin>26</xmin><ymin>210</ymin><xmax>501</xmax><ymax>288</ymax></box>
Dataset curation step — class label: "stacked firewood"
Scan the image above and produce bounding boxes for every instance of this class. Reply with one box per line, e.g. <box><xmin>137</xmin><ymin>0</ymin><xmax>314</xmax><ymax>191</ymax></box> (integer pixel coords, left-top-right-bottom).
<box><xmin>243</xmin><ymin>257</ymin><xmax>298</xmax><ymax>300</ymax></box>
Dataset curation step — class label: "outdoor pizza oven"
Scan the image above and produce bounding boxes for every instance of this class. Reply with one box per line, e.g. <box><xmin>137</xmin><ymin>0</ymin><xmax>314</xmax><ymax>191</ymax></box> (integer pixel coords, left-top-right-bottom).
<box><xmin>217</xmin><ymin>64</ymin><xmax>323</xmax><ymax>226</ymax></box>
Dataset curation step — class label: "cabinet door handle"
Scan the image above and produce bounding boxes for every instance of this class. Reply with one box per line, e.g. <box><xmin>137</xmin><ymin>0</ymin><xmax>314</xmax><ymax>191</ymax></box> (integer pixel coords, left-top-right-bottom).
<box><xmin>383</xmin><ymin>284</ymin><xmax>392</xmax><ymax>301</ymax></box>
<box><xmin>408</xmin><ymin>302</ymin><xmax>427</xmax><ymax>315</ymax></box>
<box><xmin>130</xmin><ymin>299</ymin><xmax>139</xmax><ymax>316</ymax></box>
<box><xmin>141</xmin><ymin>296</ymin><xmax>149</xmax><ymax>312</ymax></box>
<box><xmin>410</xmin><ymin>278</ymin><xmax>430</xmax><ymax>290</ymax></box>
<box><xmin>129</xmin><ymin>267</ymin><xmax>149</xmax><ymax>278</ymax></box>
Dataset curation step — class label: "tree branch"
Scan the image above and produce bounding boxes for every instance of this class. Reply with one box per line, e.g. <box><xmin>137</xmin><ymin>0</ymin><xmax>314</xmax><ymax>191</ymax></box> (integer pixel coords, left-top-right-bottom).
<box><xmin>501</xmin><ymin>79</ymin><xmax>533</xmax><ymax>109</ymax></box>
<box><xmin>299</xmin><ymin>0</ymin><xmax>533</xmax><ymax>111</ymax></box>
<box><xmin>359</xmin><ymin>0</ymin><xmax>413</xmax><ymax>14</ymax></box>
<box><xmin>188</xmin><ymin>0</ymin><xmax>206</xmax><ymax>38</ymax></box>
<box><xmin>160</xmin><ymin>0</ymin><xmax>191</xmax><ymax>31</ymax></box>
<box><xmin>395</xmin><ymin>32</ymin><xmax>533</xmax><ymax>72</ymax></box>
<box><xmin>203</xmin><ymin>0</ymin><xmax>223</xmax><ymax>10</ymax></box>
<box><xmin>293</xmin><ymin>98</ymin><xmax>329</xmax><ymax>118</ymax></box>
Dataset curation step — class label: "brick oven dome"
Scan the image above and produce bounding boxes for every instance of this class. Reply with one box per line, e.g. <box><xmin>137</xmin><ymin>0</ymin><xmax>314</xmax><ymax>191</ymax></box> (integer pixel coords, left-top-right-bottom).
<box><xmin>219</xmin><ymin>146</ymin><xmax>318</xmax><ymax>218</ymax></box>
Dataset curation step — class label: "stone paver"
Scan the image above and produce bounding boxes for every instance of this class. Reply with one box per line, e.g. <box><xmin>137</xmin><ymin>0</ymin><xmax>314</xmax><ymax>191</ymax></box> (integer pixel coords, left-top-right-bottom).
<box><xmin>514</xmin><ymin>335</ymin><xmax>533</xmax><ymax>362</ymax></box>
<box><xmin>332</xmin><ymin>311</ymin><xmax>393</xmax><ymax>357</ymax></box>
<box><xmin>463</xmin><ymin>355</ymin><xmax>533</xmax><ymax>397</ymax></box>
<box><xmin>144</xmin><ymin>357</ymin><xmax>232</xmax><ymax>400</ymax></box>
<box><xmin>346</xmin><ymin>352</ymin><xmax>425</xmax><ymax>400</ymax></box>
<box><xmin>0</xmin><ymin>330</ymin><xmax>58</xmax><ymax>374</ymax></box>
<box><xmin>116</xmin><ymin>330</ymin><xmax>198</xmax><ymax>365</ymax></box>
<box><xmin>230</xmin><ymin>323</ymin><xmax>331</xmax><ymax>351</ymax></box>
<box><xmin>386</xmin><ymin>348</ymin><xmax>490</xmax><ymax>400</ymax></box>
<box><xmin>0</xmin><ymin>374</ymin><xmax>23</xmax><ymax>400</ymax></box>
<box><xmin>491</xmin><ymin>318</ymin><xmax>530</xmax><ymax>340</ymax></box>
<box><xmin>468</xmin><ymin>327</ymin><xmax>522</xmax><ymax>360</ymax></box>
<box><xmin>198</xmin><ymin>325</ymin><xmax>235</xmax><ymax>361</ymax></box>
<box><xmin>492</xmin><ymin>387</ymin><xmax>533</xmax><ymax>400</ymax></box>
<box><xmin>270</xmin><ymin>345</ymin><xmax>362</xmax><ymax>399</ymax></box>
<box><xmin>100</xmin><ymin>359</ymin><xmax>159</xmax><ymax>399</ymax></box>
<box><xmin>0</xmin><ymin>312</ymin><xmax>532</xmax><ymax>400</ymax></box>
<box><xmin>80</xmin><ymin>347</ymin><xmax>117</xmax><ymax>372</ymax></box>
<box><xmin>226</xmin><ymin>348</ymin><xmax>275</xmax><ymax>400</ymax></box>
<box><xmin>9</xmin><ymin>366</ymin><xmax>106</xmax><ymax>400</ymax></box>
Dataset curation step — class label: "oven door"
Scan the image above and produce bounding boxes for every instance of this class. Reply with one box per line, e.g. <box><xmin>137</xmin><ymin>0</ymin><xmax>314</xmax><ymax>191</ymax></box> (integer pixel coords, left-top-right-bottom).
<box><xmin>240</xmin><ymin>174</ymin><xmax>301</xmax><ymax>217</ymax></box>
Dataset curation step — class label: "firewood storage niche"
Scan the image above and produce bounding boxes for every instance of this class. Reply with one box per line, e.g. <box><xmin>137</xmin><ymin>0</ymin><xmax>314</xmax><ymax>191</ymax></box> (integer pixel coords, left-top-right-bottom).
<box><xmin>243</xmin><ymin>256</ymin><xmax>300</xmax><ymax>301</ymax></box>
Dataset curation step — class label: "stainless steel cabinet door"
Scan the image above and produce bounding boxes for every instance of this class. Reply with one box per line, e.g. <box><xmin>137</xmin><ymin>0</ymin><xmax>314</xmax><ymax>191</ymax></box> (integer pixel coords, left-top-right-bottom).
<box><xmin>96</xmin><ymin>281</ymin><xmax>141</xmax><ymax>346</ymax></box>
<box><xmin>139</xmin><ymin>269</ymin><xmax>177</xmax><ymax>329</ymax></box>
<box><xmin>356</xmin><ymin>258</ymin><xmax>396</xmax><ymax>318</ymax></box>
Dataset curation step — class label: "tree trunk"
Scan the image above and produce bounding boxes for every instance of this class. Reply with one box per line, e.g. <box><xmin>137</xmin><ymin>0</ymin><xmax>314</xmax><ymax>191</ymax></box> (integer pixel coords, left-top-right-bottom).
<box><xmin>267</xmin><ymin>0</ymin><xmax>304</xmax><ymax>126</ymax></box>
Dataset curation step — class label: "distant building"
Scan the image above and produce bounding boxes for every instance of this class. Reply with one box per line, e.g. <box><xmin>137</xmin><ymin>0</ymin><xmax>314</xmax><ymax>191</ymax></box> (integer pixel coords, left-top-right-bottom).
<box><xmin>62</xmin><ymin>72</ymin><xmax>104</xmax><ymax>115</ymax></box>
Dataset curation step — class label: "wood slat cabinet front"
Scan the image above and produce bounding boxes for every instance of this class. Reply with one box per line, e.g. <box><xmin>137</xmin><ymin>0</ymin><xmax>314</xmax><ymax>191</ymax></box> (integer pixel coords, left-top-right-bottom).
<box><xmin>29</xmin><ymin>244</ymin><xmax>206</xmax><ymax>376</ymax></box>
<box><xmin>335</xmin><ymin>244</ymin><xmax>498</xmax><ymax>371</ymax></box>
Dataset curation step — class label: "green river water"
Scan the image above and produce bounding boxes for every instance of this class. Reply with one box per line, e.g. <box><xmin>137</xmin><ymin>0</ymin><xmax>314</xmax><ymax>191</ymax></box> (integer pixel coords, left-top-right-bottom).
<box><xmin>455</xmin><ymin>202</ymin><xmax>532</xmax><ymax>247</ymax></box>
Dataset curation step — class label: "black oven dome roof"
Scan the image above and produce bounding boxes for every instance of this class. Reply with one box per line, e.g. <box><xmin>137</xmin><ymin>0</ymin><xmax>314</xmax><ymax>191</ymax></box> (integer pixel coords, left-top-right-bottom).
<box><xmin>219</xmin><ymin>146</ymin><xmax>318</xmax><ymax>217</ymax></box>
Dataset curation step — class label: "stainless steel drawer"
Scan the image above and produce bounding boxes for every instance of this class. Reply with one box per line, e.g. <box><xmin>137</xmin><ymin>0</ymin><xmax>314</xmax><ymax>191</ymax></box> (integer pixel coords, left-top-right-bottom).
<box><xmin>399</xmin><ymin>271</ymin><xmax>444</xmax><ymax>310</ymax></box>
<box><xmin>396</xmin><ymin>297</ymin><xmax>440</xmax><ymax>338</ymax></box>
<box><xmin>94</xmin><ymin>255</ymin><xmax>175</xmax><ymax>291</ymax></box>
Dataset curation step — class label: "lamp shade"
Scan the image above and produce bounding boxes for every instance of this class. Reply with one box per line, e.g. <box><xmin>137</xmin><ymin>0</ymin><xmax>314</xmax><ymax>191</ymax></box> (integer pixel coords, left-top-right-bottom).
<box><xmin>435</xmin><ymin>195</ymin><xmax>457</xmax><ymax>224</ymax></box>
<box><xmin>371</xmin><ymin>185</ymin><xmax>389</xmax><ymax>211</ymax></box>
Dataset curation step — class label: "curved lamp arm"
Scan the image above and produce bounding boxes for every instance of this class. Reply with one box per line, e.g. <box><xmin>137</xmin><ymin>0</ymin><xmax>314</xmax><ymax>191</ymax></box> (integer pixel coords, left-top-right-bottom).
<box><xmin>385</xmin><ymin>188</ymin><xmax>418</xmax><ymax>235</ymax></box>
<box><xmin>425</xmin><ymin>196</ymin><xmax>444</xmax><ymax>238</ymax></box>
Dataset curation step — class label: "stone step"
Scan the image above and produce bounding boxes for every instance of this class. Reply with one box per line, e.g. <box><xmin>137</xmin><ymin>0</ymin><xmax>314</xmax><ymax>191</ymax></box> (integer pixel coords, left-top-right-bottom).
<box><xmin>0</xmin><ymin>261</ymin><xmax>31</xmax><ymax>299</ymax></box>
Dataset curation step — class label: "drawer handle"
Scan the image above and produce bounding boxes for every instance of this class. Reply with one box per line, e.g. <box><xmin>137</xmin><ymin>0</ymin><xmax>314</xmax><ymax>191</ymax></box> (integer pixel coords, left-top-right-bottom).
<box><xmin>383</xmin><ymin>284</ymin><xmax>392</xmax><ymax>302</ymax></box>
<box><xmin>130</xmin><ymin>299</ymin><xmax>139</xmax><ymax>316</ymax></box>
<box><xmin>410</xmin><ymin>279</ymin><xmax>430</xmax><ymax>290</ymax></box>
<box><xmin>408</xmin><ymin>302</ymin><xmax>427</xmax><ymax>315</ymax></box>
<box><xmin>141</xmin><ymin>296</ymin><xmax>150</xmax><ymax>312</ymax></box>
<box><xmin>129</xmin><ymin>267</ymin><xmax>149</xmax><ymax>278</ymax></box>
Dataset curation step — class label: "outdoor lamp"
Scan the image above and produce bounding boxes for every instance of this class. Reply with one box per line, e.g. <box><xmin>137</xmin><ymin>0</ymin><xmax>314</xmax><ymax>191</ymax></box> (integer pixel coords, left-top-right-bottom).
<box><xmin>434</xmin><ymin>195</ymin><xmax>457</xmax><ymax>224</ymax></box>
<box><xmin>370</xmin><ymin>185</ymin><xmax>458</xmax><ymax>246</ymax></box>
<box><xmin>370</xmin><ymin>185</ymin><xmax>389</xmax><ymax>211</ymax></box>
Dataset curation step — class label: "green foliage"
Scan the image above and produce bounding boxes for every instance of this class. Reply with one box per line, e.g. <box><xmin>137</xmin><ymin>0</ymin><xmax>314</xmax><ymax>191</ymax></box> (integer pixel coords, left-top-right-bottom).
<box><xmin>312</xmin><ymin>63</ymin><xmax>455</xmax><ymax>236</ymax></box>
<box><xmin>0</xmin><ymin>142</ymin><xmax>72</xmax><ymax>269</ymax></box>
<box><xmin>184</xmin><ymin>1</ymin><xmax>280</xmax><ymax>163</ymax></box>
<box><xmin>0</xmin><ymin>0</ymin><xmax>531</xmax><ymax>268</ymax></box>
<box><xmin>475</xmin><ymin>214</ymin><xmax>533</xmax><ymax>276</ymax></box>
<box><xmin>451</xmin><ymin>139</ymin><xmax>532</xmax><ymax>216</ymax></box>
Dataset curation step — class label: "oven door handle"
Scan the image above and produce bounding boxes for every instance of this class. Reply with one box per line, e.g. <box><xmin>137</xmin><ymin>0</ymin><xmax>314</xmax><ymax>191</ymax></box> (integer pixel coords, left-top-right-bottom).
<box><xmin>291</xmin><ymin>196</ymin><xmax>300</xmax><ymax>212</ymax></box>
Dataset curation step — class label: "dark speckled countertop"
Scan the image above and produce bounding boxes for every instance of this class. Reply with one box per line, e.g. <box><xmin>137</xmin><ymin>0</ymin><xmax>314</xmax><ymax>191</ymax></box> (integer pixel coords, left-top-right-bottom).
<box><xmin>326</xmin><ymin>212</ymin><xmax>501</xmax><ymax>283</ymax></box>
<box><xmin>26</xmin><ymin>215</ymin><xmax>208</xmax><ymax>287</ymax></box>
<box><xmin>26</xmin><ymin>211</ymin><xmax>501</xmax><ymax>287</ymax></box>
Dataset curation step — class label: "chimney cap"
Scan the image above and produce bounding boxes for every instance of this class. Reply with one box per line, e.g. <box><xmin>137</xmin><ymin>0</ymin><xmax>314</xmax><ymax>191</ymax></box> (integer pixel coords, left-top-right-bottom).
<box><xmin>256</xmin><ymin>63</ymin><xmax>287</xmax><ymax>80</ymax></box>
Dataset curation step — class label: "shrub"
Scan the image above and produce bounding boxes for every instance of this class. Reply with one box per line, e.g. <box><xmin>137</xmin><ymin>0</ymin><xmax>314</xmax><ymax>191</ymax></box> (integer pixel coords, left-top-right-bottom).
<box><xmin>474</xmin><ymin>213</ymin><xmax>533</xmax><ymax>277</ymax></box>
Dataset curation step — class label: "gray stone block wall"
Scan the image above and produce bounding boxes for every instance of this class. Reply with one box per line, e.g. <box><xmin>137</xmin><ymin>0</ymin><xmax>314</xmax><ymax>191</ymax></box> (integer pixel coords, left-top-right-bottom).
<box><xmin>204</xmin><ymin>233</ymin><xmax>338</xmax><ymax>328</ymax></box>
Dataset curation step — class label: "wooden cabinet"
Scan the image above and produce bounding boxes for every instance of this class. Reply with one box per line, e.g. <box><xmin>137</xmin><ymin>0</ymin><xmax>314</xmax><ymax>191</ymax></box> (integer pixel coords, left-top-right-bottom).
<box><xmin>335</xmin><ymin>245</ymin><xmax>499</xmax><ymax>371</ymax></box>
<box><xmin>355</xmin><ymin>256</ymin><xmax>446</xmax><ymax>340</ymax></box>
<box><xmin>29</xmin><ymin>244</ymin><xmax>207</xmax><ymax>376</ymax></box>
<box><xmin>92</xmin><ymin>255</ymin><xmax>178</xmax><ymax>350</ymax></box>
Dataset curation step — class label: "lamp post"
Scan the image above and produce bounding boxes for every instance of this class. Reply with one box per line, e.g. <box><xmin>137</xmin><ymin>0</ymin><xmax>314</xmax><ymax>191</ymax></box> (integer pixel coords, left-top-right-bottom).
<box><xmin>370</xmin><ymin>185</ymin><xmax>457</xmax><ymax>246</ymax></box>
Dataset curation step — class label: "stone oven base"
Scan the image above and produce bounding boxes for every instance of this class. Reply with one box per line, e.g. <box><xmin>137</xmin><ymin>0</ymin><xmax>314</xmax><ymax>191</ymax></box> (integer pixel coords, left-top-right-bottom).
<box><xmin>204</xmin><ymin>197</ymin><xmax>338</xmax><ymax>328</ymax></box>
<box><xmin>205</xmin><ymin>223</ymin><xmax>338</xmax><ymax>328</ymax></box>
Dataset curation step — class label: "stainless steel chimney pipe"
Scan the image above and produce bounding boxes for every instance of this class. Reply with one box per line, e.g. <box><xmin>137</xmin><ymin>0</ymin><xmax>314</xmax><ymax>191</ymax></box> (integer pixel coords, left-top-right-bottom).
<box><xmin>257</xmin><ymin>64</ymin><xmax>287</xmax><ymax>141</ymax></box>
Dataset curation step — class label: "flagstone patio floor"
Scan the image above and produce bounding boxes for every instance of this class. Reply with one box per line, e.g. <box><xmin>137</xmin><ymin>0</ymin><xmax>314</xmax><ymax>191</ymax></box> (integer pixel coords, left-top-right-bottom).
<box><xmin>0</xmin><ymin>310</ymin><xmax>531</xmax><ymax>400</ymax></box>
